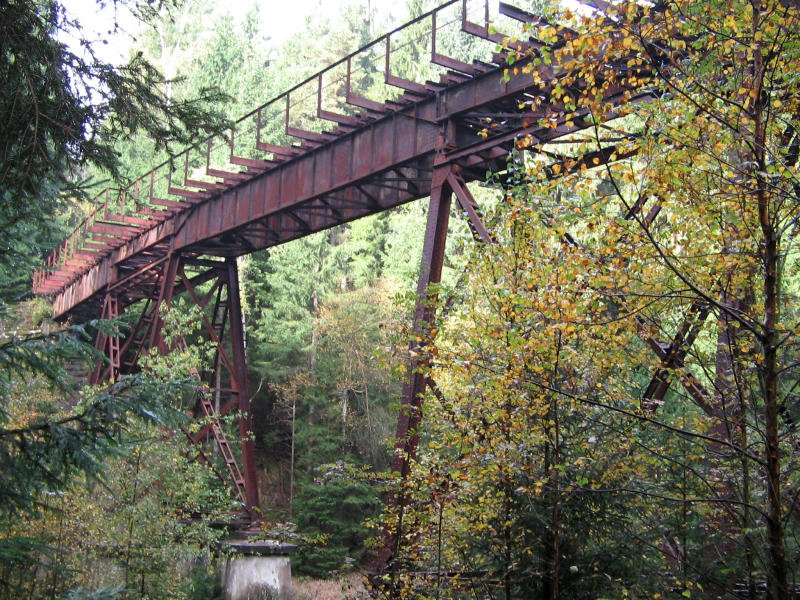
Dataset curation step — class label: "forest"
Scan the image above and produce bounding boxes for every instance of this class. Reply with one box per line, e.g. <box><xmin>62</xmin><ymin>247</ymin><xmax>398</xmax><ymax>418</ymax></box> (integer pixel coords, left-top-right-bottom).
<box><xmin>1</xmin><ymin>0</ymin><xmax>799</xmax><ymax>598</ymax></box>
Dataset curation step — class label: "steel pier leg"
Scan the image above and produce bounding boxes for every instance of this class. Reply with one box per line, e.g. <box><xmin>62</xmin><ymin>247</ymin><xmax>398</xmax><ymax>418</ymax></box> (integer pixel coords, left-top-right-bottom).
<box><xmin>378</xmin><ymin>162</ymin><xmax>453</xmax><ymax>573</ymax></box>
<box><xmin>226</xmin><ymin>257</ymin><xmax>260</xmax><ymax>512</ymax></box>
<box><xmin>90</xmin><ymin>291</ymin><xmax>121</xmax><ymax>384</ymax></box>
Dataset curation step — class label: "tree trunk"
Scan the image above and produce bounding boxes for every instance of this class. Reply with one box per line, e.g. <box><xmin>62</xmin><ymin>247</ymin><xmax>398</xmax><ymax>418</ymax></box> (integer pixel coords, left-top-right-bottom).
<box><xmin>752</xmin><ymin>4</ymin><xmax>789</xmax><ymax>593</ymax></box>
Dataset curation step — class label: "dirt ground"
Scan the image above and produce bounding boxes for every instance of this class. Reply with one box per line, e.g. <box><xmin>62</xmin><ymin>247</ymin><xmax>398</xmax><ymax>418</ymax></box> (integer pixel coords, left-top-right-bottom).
<box><xmin>292</xmin><ymin>572</ymin><xmax>370</xmax><ymax>600</ymax></box>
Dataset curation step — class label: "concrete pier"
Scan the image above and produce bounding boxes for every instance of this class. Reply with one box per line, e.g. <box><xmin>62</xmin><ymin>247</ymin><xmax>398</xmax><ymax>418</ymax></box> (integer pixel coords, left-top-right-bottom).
<box><xmin>221</xmin><ymin>539</ymin><xmax>296</xmax><ymax>600</ymax></box>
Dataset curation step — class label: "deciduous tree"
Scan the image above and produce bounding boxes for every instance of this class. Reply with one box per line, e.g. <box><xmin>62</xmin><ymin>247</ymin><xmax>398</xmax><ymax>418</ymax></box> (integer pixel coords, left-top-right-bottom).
<box><xmin>383</xmin><ymin>0</ymin><xmax>800</xmax><ymax>597</ymax></box>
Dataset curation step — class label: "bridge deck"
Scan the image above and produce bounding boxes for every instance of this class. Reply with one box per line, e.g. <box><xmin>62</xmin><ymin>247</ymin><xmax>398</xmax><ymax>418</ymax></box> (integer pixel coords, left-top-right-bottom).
<box><xmin>34</xmin><ymin>0</ymin><xmax>635</xmax><ymax>321</ymax></box>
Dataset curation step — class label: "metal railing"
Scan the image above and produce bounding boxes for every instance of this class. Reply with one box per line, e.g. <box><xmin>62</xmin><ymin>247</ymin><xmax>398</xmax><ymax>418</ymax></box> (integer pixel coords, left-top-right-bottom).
<box><xmin>34</xmin><ymin>0</ymin><xmax>514</xmax><ymax>296</ymax></box>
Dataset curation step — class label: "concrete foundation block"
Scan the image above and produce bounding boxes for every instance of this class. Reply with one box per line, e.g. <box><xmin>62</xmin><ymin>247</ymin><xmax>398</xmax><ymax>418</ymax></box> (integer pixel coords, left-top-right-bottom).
<box><xmin>220</xmin><ymin>539</ymin><xmax>296</xmax><ymax>600</ymax></box>
<box><xmin>221</xmin><ymin>555</ymin><xmax>292</xmax><ymax>600</ymax></box>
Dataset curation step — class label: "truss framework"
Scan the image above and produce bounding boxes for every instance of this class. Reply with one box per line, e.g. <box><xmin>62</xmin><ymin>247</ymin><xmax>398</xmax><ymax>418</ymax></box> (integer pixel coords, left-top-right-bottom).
<box><xmin>89</xmin><ymin>255</ymin><xmax>259</xmax><ymax>511</ymax></box>
<box><xmin>34</xmin><ymin>0</ymin><xmax>724</xmax><ymax>572</ymax></box>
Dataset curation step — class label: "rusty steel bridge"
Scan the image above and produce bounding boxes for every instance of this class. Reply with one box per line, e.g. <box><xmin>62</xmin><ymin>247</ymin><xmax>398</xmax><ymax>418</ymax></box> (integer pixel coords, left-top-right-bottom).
<box><xmin>34</xmin><ymin>0</ymin><xmax>700</xmax><ymax>572</ymax></box>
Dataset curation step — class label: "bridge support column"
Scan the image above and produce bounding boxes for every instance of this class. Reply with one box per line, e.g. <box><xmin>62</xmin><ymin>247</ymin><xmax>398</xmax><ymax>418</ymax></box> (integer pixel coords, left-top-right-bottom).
<box><xmin>173</xmin><ymin>255</ymin><xmax>260</xmax><ymax>514</ymax></box>
<box><xmin>378</xmin><ymin>159</ymin><xmax>453</xmax><ymax>573</ymax></box>
<box><xmin>378</xmin><ymin>155</ymin><xmax>496</xmax><ymax>576</ymax></box>
<box><xmin>225</xmin><ymin>257</ymin><xmax>260</xmax><ymax>511</ymax></box>
<box><xmin>96</xmin><ymin>252</ymin><xmax>260</xmax><ymax>515</ymax></box>
<box><xmin>89</xmin><ymin>291</ymin><xmax>121</xmax><ymax>384</ymax></box>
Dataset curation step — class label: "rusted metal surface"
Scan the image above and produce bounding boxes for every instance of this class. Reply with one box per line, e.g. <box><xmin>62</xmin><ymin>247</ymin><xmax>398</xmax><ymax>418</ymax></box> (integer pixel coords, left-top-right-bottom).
<box><xmin>378</xmin><ymin>155</ymin><xmax>454</xmax><ymax>572</ymax></box>
<box><xmin>89</xmin><ymin>293</ymin><xmax>120</xmax><ymax>384</ymax></box>
<box><xmin>225</xmin><ymin>258</ymin><xmax>260</xmax><ymax>509</ymax></box>
<box><xmin>89</xmin><ymin>253</ymin><xmax>260</xmax><ymax>511</ymax></box>
<box><xmin>34</xmin><ymin>0</ymin><xmax>652</xmax><ymax>323</ymax></box>
<box><xmin>167</xmin><ymin>256</ymin><xmax>258</xmax><ymax>509</ymax></box>
<box><xmin>642</xmin><ymin>300</ymin><xmax>712</xmax><ymax>412</ymax></box>
<box><xmin>35</xmin><ymin>0</ymin><xmax>690</xmax><ymax>554</ymax></box>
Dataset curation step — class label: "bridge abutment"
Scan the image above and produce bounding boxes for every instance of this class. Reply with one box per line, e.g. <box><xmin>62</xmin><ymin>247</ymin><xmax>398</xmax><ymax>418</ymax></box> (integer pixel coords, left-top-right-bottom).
<box><xmin>220</xmin><ymin>540</ymin><xmax>295</xmax><ymax>600</ymax></box>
